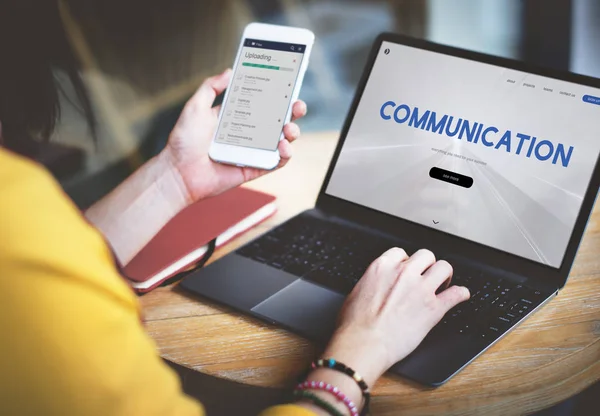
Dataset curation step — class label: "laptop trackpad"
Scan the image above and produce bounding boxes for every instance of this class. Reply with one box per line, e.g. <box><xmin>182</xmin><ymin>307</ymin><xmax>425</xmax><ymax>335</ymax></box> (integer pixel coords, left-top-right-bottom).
<box><xmin>251</xmin><ymin>279</ymin><xmax>345</xmax><ymax>343</ymax></box>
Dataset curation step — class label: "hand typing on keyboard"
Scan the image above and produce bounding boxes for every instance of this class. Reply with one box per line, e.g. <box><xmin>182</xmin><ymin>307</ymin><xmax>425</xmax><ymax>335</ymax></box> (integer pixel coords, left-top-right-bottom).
<box><xmin>307</xmin><ymin>248</ymin><xmax>470</xmax><ymax>393</ymax></box>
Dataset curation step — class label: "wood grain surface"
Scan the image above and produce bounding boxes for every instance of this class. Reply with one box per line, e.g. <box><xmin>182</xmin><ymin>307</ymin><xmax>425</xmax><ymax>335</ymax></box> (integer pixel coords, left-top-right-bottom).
<box><xmin>141</xmin><ymin>132</ymin><xmax>600</xmax><ymax>415</ymax></box>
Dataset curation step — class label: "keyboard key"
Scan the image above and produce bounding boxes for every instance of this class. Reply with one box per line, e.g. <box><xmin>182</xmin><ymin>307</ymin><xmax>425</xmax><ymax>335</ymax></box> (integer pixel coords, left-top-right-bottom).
<box><xmin>496</xmin><ymin>316</ymin><xmax>512</xmax><ymax>327</ymax></box>
<box><xmin>458</xmin><ymin>324</ymin><xmax>472</xmax><ymax>335</ymax></box>
<box><xmin>269</xmin><ymin>261</ymin><xmax>284</xmax><ymax>269</ymax></box>
<box><xmin>472</xmin><ymin>304</ymin><xmax>488</xmax><ymax>313</ymax></box>
<box><xmin>480</xmin><ymin>329</ymin><xmax>500</xmax><ymax>341</ymax></box>
<box><xmin>450</xmin><ymin>308</ymin><xmax>463</xmax><ymax>319</ymax></box>
<box><xmin>253</xmin><ymin>255</ymin><xmax>268</xmax><ymax>263</ymax></box>
<box><xmin>510</xmin><ymin>302</ymin><xmax>531</xmax><ymax>315</ymax></box>
<box><xmin>488</xmin><ymin>325</ymin><xmax>501</xmax><ymax>335</ymax></box>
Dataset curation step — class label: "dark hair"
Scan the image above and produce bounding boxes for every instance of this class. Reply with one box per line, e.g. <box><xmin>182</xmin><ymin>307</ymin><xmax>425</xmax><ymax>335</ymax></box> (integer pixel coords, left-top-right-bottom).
<box><xmin>0</xmin><ymin>0</ymin><xmax>95</xmax><ymax>155</ymax></box>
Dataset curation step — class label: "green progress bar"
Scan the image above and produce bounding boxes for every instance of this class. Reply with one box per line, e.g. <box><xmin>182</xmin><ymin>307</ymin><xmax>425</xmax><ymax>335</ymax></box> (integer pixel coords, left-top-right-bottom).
<box><xmin>243</xmin><ymin>62</ymin><xmax>280</xmax><ymax>70</ymax></box>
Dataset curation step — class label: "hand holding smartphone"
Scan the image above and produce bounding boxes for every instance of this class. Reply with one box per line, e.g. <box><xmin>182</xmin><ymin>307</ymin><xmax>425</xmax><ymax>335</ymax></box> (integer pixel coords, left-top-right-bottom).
<box><xmin>209</xmin><ymin>23</ymin><xmax>315</xmax><ymax>170</ymax></box>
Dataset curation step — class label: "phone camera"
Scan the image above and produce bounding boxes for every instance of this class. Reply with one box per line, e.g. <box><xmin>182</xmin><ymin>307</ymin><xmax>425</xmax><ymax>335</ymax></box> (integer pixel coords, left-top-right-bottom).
<box><xmin>384</xmin><ymin>48</ymin><xmax>391</xmax><ymax>55</ymax></box>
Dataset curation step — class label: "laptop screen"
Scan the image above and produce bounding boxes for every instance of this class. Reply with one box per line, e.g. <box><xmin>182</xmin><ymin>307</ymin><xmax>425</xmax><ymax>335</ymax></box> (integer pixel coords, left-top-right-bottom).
<box><xmin>326</xmin><ymin>41</ymin><xmax>600</xmax><ymax>268</ymax></box>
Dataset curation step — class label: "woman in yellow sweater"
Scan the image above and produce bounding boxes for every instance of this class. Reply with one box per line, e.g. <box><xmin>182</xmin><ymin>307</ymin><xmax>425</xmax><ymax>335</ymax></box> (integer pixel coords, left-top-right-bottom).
<box><xmin>0</xmin><ymin>2</ymin><xmax>470</xmax><ymax>415</ymax></box>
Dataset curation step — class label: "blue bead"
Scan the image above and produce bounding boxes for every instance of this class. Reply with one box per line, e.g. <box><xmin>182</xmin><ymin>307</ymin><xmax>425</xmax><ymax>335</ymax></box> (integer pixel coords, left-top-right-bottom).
<box><xmin>329</xmin><ymin>359</ymin><xmax>335</xmax><ymax>368</ymax></box>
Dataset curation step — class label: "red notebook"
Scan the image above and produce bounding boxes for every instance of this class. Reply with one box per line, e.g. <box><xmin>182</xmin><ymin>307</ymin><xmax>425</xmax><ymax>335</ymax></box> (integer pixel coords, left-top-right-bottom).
<box><xmin>123</xmin><ymin>187</ymin><xmax>276</xmax><ymax>293</ymax></box>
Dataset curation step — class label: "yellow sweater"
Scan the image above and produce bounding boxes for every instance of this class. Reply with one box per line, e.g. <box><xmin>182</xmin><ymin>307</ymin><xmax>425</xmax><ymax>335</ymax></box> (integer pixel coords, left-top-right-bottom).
<box><xmin>0</xmin><ymin>149</ymin><xmax>313</xmax><ymax>416</ymax></box>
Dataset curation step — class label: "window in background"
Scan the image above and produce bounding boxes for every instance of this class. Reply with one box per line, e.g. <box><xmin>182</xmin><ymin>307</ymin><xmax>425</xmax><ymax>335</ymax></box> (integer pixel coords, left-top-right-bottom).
<box><xmin>58</xmin><ymin>0</ymin><xmax>252</xmax><ymax>207</ymax></box>
<box><xmin>254</xmin><ymin>0</ymin><xmax>400</xmax><ymax>132</ymax></box>
<box><xmin>571</xmin><ymin>0</ymin><xmax>600</xmax><ymax>77</ymax></box>
<box><xmin>426</xmin><ymin>0</ymin><xmax>523</xmax><ymax>58</ymax></box>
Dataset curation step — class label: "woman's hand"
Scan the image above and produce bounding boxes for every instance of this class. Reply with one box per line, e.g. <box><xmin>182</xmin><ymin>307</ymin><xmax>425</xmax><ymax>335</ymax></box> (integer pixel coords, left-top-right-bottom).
<box><xmin>86</xmin><ymin>70</ymin><xmax>305</xmax><ymax>265</ymax></box>
<box><xmin>321</xmin><ymin>248</ymin><xmax>470</xmax><ymax>387</ymax></box>
<box><xmin>296</xmin><ymin>248</ymin><xmax>470</xmax><ymax>416</ymax></box>
<box><xmin>163</xmin><ymin>69</ymin><xmax>307</xmax><ymax>202</ymax></box>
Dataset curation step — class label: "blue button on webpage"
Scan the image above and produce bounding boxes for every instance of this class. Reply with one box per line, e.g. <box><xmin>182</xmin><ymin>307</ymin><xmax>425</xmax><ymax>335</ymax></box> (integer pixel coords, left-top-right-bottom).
<box><xmin>582</xmin><ymin>95</ymin><xmax>600</xmax><ymax>105</ymax></box>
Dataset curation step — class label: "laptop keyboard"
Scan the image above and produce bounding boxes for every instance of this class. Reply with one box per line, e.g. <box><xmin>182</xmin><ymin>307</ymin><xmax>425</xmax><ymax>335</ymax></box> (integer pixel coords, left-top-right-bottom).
<box><xmin>237</xmin><ymin>215</ymin><xmax>547</xmax><ymax>342</ymax></box>
<box><xmin>238</xmin><ymin>215</ymin><xmax>400</xmax><ymax>294</ymax></box>
<box><xmin>433</xmin><ymin>271</ymin><xmax>546</xmax><ymax>342</ymax></box>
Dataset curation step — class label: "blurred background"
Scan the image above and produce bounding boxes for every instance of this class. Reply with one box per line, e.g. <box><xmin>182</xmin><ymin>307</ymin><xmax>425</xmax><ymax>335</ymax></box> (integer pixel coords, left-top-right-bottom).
<box><xmin>48</xmin><ymin>0</ymin><xmax>600</xmax><ymax>209</ymax></box>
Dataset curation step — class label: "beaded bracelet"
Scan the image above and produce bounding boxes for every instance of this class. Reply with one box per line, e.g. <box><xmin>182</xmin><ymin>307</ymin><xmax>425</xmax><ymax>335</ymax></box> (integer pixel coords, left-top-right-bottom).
<box><xmin>296</xmin><ymin>380</ymin><xmax>359</xmax><ymax>416</ymax></box>
<box><xmin>311</xmin><ymin>358</ymin><xmax>371</xmax><ymax>416</ymax></box>
<box><xmin>293</xmin><ymin>389</ymin><xmax>346</xmax><ymax>416</ymax></box>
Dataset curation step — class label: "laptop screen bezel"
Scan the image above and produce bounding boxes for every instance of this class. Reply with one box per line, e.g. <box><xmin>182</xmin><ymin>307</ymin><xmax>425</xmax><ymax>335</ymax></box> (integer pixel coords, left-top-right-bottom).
<box><xmin>315</xmin><ymin>33</ymin><xmax>600</xmax><ymax>289</ymax></box>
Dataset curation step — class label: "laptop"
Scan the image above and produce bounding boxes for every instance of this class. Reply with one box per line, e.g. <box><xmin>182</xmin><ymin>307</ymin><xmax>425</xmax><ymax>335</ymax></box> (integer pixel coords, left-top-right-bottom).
<box><xmin>181</xmin><ymin>33</ymin><xmax>600</xmax><ymax>386</ymax></box>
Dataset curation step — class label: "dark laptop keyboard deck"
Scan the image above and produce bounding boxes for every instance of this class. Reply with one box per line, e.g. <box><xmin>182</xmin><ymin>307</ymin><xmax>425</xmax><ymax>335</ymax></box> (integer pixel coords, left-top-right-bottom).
<box><xmin>437</xmin><ymin>273</ymin><xmax>545</xmax><ymax>341</ymax></box>
<box><xmin>237</xmin><ymin>215</ymin><xmax>546</xmax><ymax>342</ymax></box>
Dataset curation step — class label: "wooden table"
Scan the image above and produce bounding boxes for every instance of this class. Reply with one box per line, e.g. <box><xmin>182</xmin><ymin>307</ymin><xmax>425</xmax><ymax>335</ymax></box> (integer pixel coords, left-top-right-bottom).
<box><xmin>141</xmin><ymin>132</ymin><xmax>600</xmax><ymax>415</ymax></box>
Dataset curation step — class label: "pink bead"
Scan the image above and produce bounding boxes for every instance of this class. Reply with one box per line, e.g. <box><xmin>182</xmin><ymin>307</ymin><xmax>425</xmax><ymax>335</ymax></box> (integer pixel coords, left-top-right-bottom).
<box><xmin>300</xmin><ymin>380</ymin><xmax>361</xmax><ymax>416</ymax></box>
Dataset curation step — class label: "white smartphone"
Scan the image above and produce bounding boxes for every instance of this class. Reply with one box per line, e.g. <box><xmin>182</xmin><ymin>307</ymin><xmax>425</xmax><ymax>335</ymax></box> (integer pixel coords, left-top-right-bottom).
<box><xmin>209</xmin><ymin>23</ymin><xmax>315</xmax><ymax>170</ymax></box>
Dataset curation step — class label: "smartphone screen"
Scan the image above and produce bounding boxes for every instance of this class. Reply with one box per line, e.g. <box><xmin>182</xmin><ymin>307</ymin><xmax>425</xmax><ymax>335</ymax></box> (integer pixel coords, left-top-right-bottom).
<box><xmin>215</xmin><ymin>38</ymin><xmax>306</xmax><ymax>151</ymax></box>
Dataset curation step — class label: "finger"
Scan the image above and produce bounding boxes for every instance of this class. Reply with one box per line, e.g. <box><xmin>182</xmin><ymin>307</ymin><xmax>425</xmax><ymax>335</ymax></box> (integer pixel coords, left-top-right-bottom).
<box><xmin>291</xmin><ymin>100</ymin><xmax>307</xmax><ymax>121</ymax></box>
<box><xmin>191</xmin><ymin>69</ymin><xmax>232</xmax><ymax>110</ymax></box>
<box><xmin>404</xmin><ymin>249</ymin><xmax>436</xmax><ymax>275</ymax></box>
<box><xmin>278</xmin><ymin>139</ymin><xmax>293</xmax><ymax>162</ymax></box>
<box><xmin>437</xmin><ymin>285</ymin><xmax>470</xmax><ymax>312</ymax></box>
<box><xmin>379</xmin><ymin>247</ymin><xmax>409</xmax><ymax>262</ymax></box>
<box><xmin>283</xmin><ymin>123</ymin><xmax>301</xmax><ymax>143</ymax></box>
<box><xmin>365</xmin><ymin>247</ymin><xmax>409</xmax><ymax>284</ymax></box>
<box><xmin>422</xmin><ymin>260</ymin><xmax>453</xmax><ymax>292</ymax></box>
